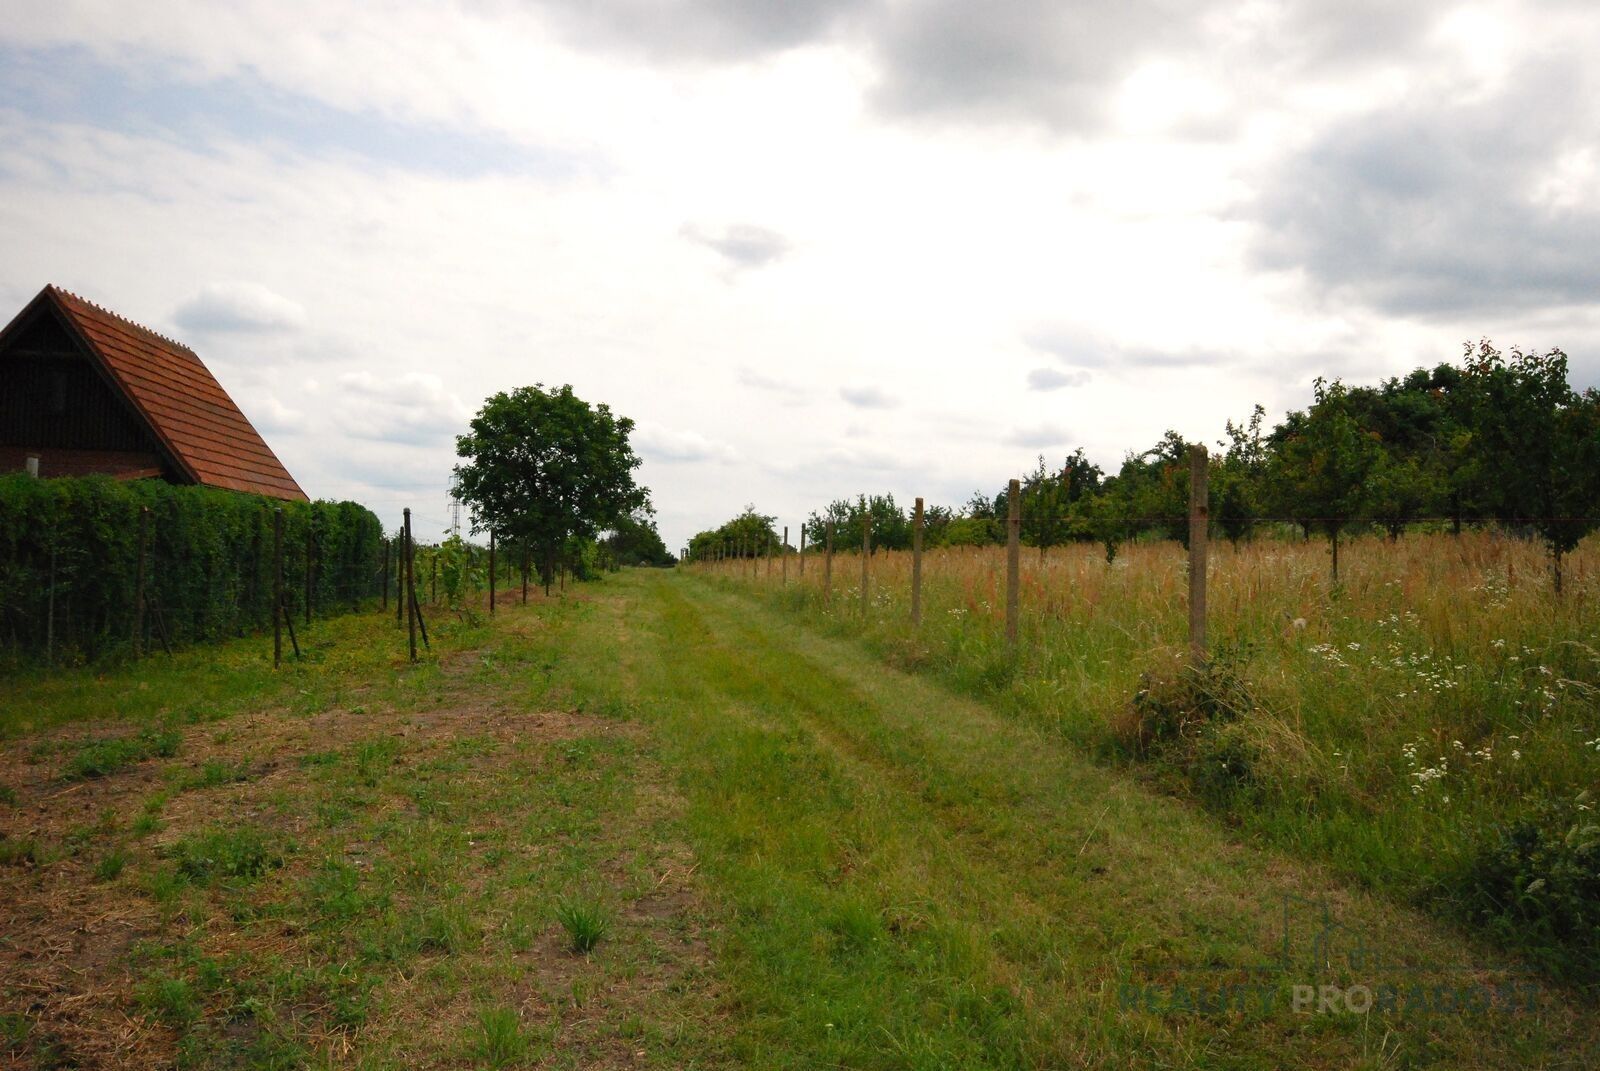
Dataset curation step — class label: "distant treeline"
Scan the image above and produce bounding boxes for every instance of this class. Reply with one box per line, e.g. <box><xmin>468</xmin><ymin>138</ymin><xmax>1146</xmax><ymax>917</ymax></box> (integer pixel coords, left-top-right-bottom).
<box><xmin>690</xmin><ymin>341</ymin><xmax>1600</xmax><ymax>585</ymax></box>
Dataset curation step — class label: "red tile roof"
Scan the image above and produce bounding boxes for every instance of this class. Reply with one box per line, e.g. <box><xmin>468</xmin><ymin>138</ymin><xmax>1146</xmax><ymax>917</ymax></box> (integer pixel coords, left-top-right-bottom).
<box><xmin>13</xmin><ymin>285</ymin><xmax>307</xmax><ymax>501</ymax></box>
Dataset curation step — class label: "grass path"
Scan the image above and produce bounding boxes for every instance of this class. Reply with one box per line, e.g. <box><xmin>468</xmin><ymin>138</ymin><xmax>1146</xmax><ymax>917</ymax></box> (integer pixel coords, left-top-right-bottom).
<box><xmin>581</xmin><ymin>571</ymin><xmax>1597</xmax><ymax>1069</ymax></box>
<box><xmin>2</xmin><ymin>569</ymin><xmax>1597</xmax><ymax>1068</ymax></box>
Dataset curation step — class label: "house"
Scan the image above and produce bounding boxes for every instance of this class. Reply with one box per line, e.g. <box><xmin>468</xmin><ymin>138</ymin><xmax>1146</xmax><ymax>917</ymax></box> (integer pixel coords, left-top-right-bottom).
<box><xmin>0</xmin><ymin>284</ymin><xmax>305</xmax><ymax>501</ymax></box>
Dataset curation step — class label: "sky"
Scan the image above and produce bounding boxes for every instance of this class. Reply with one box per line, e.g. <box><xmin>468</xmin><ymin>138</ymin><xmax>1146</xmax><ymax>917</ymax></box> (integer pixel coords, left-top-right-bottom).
<box><xmin>3</xmin><ymin>1</ymin><xmax>1598</xmax><ymax>553</ymax></box>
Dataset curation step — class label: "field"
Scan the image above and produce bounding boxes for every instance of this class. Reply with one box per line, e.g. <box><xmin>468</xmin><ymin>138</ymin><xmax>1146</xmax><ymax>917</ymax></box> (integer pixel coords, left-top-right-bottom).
<box><xmin>703</xmin><ymin>529</ymin><xmax>1600</xmax><ymax>979</ymax></box>
<box><xmin>1</xmin><ymin>561</ymin><xmax>1598</xmax><ymax>1068</ymax></box>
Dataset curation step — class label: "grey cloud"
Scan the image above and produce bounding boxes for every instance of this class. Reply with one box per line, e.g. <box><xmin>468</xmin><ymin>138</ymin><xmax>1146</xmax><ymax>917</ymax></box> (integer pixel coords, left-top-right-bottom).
<box><xmin>533</xmin><ymin>0</ymin><xmax>866</xmax><ymax>64</ymax></box>
<box><xmin>683</xmin><ymin>223</ymin><xmax>791</xmax><ymax>271</ymax></box>
<box><xmin>1006</xmin><ymin>423</ymin><xmax>1072</xmax><ymax>448</ymax></box>
<box><xmin>1026</xmin><ymin>367</ymin><xmax>1090</xmax><ymax>391</ymax></box>
<box><xmin>530</xmin><ymin>1</ymin><xmax>1465</xmax><ymax>134</ymax></box>
<box><xmin>738</xmin><ymin>366</ymin><xmax>808</xmax><ymax>401</ymax></box>
<box><xmin>1026</xmin><ymin>326</ymin><xmax>1214</xmax><ymax>370</ymax></box>
<box><xmin>840</xmin><ymin>385</ymin><xmax>898</xmax><ymax>409</ymax></box>
<box><xmin>174</xmin><ymin>281</ymin><xmax>306</xmax><ymax>334</ymax></box>
<box><xmin>633</xmin><ymin>422</ymin><xmax>738</xmax><ymax>463</ymax></box>
<box><xmin>1252</xmin><ymin>56</ymin><xmax>1600</xmax><ymax>316</ymax></box>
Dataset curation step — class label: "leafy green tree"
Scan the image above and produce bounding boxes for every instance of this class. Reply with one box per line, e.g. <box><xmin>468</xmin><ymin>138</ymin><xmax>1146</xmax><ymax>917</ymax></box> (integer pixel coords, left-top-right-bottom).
<box><xmin>605</xmin><ymin>511</ymin><xmax>674</xmax><ymax>567</ymax></box>
<box><xmin>690</xmin><ymin>506</ymin><xmax>777</xmax><ymax>561</ymax></box>
<box><xmin>1213</xmin><ymin>406</ymin><xmax>1267</xmax><ymax>547</ymax></box>
<box><xmin>452</xmin><ymin>384</ymin><xmax>648</xmax><ymax>594</ymax></box>
<box><xmin>1268</xmin><ymin>379</ymin><xmax>1384</xmax><ymax>580</ymax></box>
<box><xmin>1457</xmin><ymin>343</ymin><xmax>1600</xmax><ymax>591</ymax></box>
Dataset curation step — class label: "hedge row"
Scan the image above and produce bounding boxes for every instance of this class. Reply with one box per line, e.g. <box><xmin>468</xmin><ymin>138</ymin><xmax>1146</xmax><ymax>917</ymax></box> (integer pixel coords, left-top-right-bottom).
<box><xmin>0</xmin><ymin>475</ymin><xmax>385</xmax><ymax>662</ymax></box>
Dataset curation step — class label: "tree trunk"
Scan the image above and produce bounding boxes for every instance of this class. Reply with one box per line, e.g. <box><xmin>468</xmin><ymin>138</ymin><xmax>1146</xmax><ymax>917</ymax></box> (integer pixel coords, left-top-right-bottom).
<box><xmin>1554</xmin><ymin>549</ymin><xmax>1564</xmax><ymax>596</ymax></box>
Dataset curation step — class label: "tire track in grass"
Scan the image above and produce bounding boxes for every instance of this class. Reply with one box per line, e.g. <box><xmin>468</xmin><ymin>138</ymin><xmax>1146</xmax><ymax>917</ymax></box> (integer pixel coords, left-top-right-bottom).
<box><xmin>575</xmin><ymin>573</ymin><xmax>1600</xmax><ymax>1070</ymax></box>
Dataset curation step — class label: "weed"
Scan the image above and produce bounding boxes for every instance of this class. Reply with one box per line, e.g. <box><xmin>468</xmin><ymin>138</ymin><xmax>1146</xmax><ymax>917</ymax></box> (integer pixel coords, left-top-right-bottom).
<box><xmin>0</xmin><ymin>781</ymin><xmax>16</xmax><ymax>806</ymax></box>
<box><xmin>0</xmin><ymin>836</ymin><xmax>40</xmax><ymax>867</ymax></box>
<box><xmin>63</xmin><ymin>728</ymin><xmax>181</xmax><ymax>779</ymax></box>
<box><xmin>554</xmin><ymin>895</ymin><xmax>611</xmax><ymax>954</ymax></box>
<box><xmin>135</xmin><ymin>974</ymin><xmax>200</xmax><ymax>1027</ymax></box>
<box><xmin>169</xmin><ymin>826</ymin><xmax>288</xmax><ymax>885</ymax></box>
<box><xmin>468</xmin><ymin>1005</ymin><xmax>532</xmax><ymax>1068</ymax></box>
<box><xmin>180</xmin><ymin>759</ymin><xmax>253</xmax><ymax>790</ymax></box>
<box><xmin>94</xmin><ymin>849</ymin><xmax>127</xmax><ymax>881</ymax></box>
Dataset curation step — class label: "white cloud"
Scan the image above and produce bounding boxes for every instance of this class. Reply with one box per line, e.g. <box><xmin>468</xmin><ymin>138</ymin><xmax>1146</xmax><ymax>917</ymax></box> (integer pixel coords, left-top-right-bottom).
<box><xmin>174</xmin><ymin>281</ymin><xmax>307</xmax><ymax>333</ymax></box>
<box><xmin>1026</xmin><ymin>367</ymin><xmax>1090</xmax><ymax>391</ymax></box>
<box><xmin>839</xmin><ymin>385</ymin><xmax>898</xmax><ymax>409</ymax></box>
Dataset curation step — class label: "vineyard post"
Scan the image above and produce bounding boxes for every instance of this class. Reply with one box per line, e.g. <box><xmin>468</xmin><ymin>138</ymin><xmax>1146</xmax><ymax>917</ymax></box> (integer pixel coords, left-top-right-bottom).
<box><xmin>782</xmin><ymin>526</ymin><xmax>789</xmax><ymax>585</ymax></box>
<box><xmin>824</xmin><ymin>520</ymin><xmax>834</xmax><ymax>605</ymax></box>
<box><xmin>305</xmin><ymin>521</ymin><xmax>315</xmax><ymax>625</ymax></box>
<box><xmin>1006</xmin><ymin>480</ymin><xmax>1020</xmax><ymax>645</ymax></box>
<box><xmin>395</xmin><ymin>533</ymin><xmax>404</xmax><ymax>627</ymax></box>
<box><xmin>799</xmin><ymin>526</ymin><xmax>806</xmax><ymax>576</ymax></box>
<box><xmin>489</xmin><ymin>531</ymin><xmax>496</xmax><ymax>615</ymax></box>
<box><xmin>382</xmin><ymin>540</ymin><xmax>389</xmax><ymax>612</ymax></box>
<box><xmin>272</xmin><ymin>508</ymin><xmax>283</xmax><ymax>667</ymax></box>
<box><xmin>912</xmin><ymin>496</ymin><xmax>924</xmax><ymax>626</ymax></box>
<box><xmin>133</xmin><ymin>506</ymin><xmax>149</xmax><ymax>657</ymax></box>
<box><xmin>404</xmin><ymin>508</ymin><xmax>417</xmax><ymax>662</ymax></box>
<box><xmin>767</xmin><ymin>534</ymin><xmax>774</xmax><ymax>580</ymax></box>
<box><xmin>1188</xmin><ymin>445</ymin><xmax>1209</xmax><ymax>665</ymax></box>
<box><xmin>860</xmin><ymin>497</ymin><xmax>870</xmax><ymax>617</ymax></box>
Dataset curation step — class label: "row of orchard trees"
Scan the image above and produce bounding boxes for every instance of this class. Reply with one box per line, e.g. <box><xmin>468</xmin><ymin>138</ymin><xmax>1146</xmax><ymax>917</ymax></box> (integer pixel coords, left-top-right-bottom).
<box><xmin>689</xmin><ymin>342</ymin><xmax>1600</xmax><ymax>589</ymax></box>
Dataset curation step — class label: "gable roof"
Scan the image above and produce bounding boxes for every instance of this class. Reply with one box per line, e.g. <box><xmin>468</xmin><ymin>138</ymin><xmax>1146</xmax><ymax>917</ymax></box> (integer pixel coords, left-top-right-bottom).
<box><xmin>1</xmin><ymin>285</ymin><xmax>307</xmax><ymax>501</ymax></box>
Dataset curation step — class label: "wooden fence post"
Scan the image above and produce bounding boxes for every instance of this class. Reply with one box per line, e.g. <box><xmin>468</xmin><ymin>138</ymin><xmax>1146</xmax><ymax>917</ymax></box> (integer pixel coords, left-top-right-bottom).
<box><xmin>860</xmin><ymin>497</ymin><xmax>870</xmax><ymax>617</ymax></box>
<box><xmin>272</xmin><ymin>508</ymin><xmax>283</xmax><ymax>667</ymax></box>
<box><xmin>1188</xmin><ymin>444</ymin><xmax>1209</xmax><ymax>665</ymax></box>
<box><xmin>133</xmin><ymin>506</ymin><xmax>149</xmax><ymax>657</ymax></box>
<box><xmin>824</xmin><ymin>521</ymin><xmax>834</xmax><ymax>606</ymax></box>
<box><xmin>912</xmin><ymin>496</ymin><xmax>924</xmax><ymax>626</ymax></box>
<box><xmin>767</xmin><ymin>535</ymin><xmax>774</xmax><ymax>579</ymax></box>
<box><xmin>1006</xmin><ymin>479</ymin><xmax>1020</xmax><ymax>646</ymax></box>
<box><xmin>382</xmin><ymin>540</ymin><xmax>389</xmax><ymax>612</ymax></box>
<box><xmin>404</xmin><ymin>508</ymin><xmax>417</xmax><ymax>662</ymax></box>
<box><xmin>782</xmin><ymin>526</ymin><xmax>789</xmax><ymax>585</ymax></box>
<box><xmin>489</xmin><ymin>531</ymin><xmax>497</xmax><ymax>614</ymax></box>
<box><xmin>799</xmin><ymin>527</ymin><xmax>806</xmax><ymax>576</ymax></box>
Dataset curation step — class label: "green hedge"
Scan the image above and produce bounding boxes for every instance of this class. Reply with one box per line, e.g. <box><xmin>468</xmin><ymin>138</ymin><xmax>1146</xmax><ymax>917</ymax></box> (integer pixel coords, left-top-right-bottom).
<box><xmin>0</xmin><ymin>475</ymin><xmax>385</xmax><ymax>662</ymax></box>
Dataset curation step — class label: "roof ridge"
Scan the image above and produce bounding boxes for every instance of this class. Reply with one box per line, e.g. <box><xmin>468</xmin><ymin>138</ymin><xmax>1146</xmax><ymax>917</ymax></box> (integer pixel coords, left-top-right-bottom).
<box><xmin>48</xmin><ymin>284</ymin><xmax>196</xmax><ymax>354</ymax></box>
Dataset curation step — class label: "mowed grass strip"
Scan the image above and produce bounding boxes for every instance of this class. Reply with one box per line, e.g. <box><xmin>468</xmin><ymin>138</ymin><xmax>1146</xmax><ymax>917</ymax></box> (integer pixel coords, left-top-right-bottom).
<box><xmin>0</xmin><ymin>600</ymin><xmax>724</xmax><ymax>1070</ymax></box>
<box><xmin>537</xmin><ymin>570</ymin><xmax>1599</xmax><ymax>1070</ymax></box>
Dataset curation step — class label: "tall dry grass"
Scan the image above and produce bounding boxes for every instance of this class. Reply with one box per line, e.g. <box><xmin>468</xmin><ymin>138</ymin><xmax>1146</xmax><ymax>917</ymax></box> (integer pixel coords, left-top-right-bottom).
<box><xmin>696</xmin><ymin>529</ymin><xmax>1600</xmax><ymax>976</ymax></box>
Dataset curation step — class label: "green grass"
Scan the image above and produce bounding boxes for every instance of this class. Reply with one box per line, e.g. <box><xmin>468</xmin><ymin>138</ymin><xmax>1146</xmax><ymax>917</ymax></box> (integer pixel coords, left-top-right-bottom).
<box><xmin>62</xmin><ymin>727</ymin><xmax>181</xmax><ymax>779</ymax></box>
<box><xmin>703</xmin><ymin>533</ymin><xmax>1600</xmax><ymax>984</ymax></box>
<box><xmin>554</xmin><ymin>895</ymin><xmax>612</xmax><ymax>953</ymax></box>
<box><xmin>2</xmin><ymin>571</ymin><xmax>1597</xmax><ymax>1068</ymax></box>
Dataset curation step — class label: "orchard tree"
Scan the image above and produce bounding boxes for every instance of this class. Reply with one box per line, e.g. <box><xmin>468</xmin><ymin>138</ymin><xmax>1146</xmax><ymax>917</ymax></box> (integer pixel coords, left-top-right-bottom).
<box><xmin>1459</xmin><ymin>343</ymin><xmax>1600</xmax><ymax>592</ymax></box>
<box><xmin>1269</xmin><ymin>379</ymin><xmax>1384</xmax><ymax>580</ymax></box>
<box><xmin>453</xmin><ymin>384</ymin><xmax>648</xmax><ymax>594</ymax></box>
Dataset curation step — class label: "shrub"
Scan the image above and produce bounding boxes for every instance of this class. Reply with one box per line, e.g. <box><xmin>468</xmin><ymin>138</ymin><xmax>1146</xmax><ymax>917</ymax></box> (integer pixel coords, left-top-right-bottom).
<box><xmin>1461</xmin><ymin>790</ymin><xmax>1600</xmax><ymax>983</ymax></box>
<box><xmin>0</xmin><ymin>474</ymin><xmax>383</xmax><ymax>661</ymax></box>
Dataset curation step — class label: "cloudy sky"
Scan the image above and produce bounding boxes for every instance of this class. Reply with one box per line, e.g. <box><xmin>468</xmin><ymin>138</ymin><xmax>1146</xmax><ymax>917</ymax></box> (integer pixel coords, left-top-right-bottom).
<box><xmin>4</xmin><ymin>1</ymin><xmax>1598</xmax><ymax>551</ymax></box>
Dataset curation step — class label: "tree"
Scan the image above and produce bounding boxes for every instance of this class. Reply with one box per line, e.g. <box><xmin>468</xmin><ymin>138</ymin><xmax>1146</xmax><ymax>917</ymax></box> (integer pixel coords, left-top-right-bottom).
<box><xmin>690</xmin><ymin>506</ymin><xmax>777</xmax><ymax>561</ymax></box>
<box><xmin>605</xmin><ymin>511</ymin><xmax>674</xmax><ymax>567</ymax></box>
<box><xmin>1269</xmin><ymin>379</ymin><xmax>1384</xmax><ymax>580</ymax></box>
<box><xmin>453</xmin><ymin>384</ymin><xmax>648</xmax><ymax>594</ymax></box>
<box><xmin>1457</xmin><ymin>343</ymin><xmax>1600</xmax><ymax>592</ymax></box>
<box><xmin>1213</xmin><ymin>406</ymin><xmax>1267</xmax><ymax>547</ymax></box>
